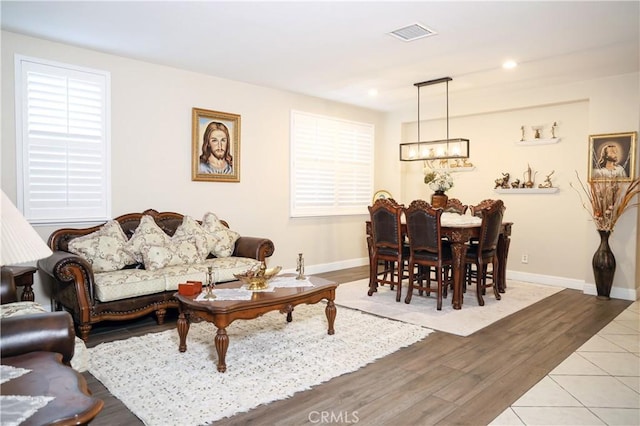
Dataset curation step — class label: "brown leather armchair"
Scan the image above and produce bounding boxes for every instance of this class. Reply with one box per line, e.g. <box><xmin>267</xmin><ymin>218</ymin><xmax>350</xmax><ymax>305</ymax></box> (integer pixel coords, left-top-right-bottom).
<box><xmin>1</xmin><ymin>268</ymin><xmax>76</xmax><ymax>366</ymax></box>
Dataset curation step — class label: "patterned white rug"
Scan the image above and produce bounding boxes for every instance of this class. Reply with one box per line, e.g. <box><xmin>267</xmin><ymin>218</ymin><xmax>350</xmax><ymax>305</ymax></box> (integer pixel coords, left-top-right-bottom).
<box><xmin>88</xmin><ymin>303</ymin><xmax>431</xmax><ymax>425</ymax></box>
<box><xmin>336</xmin><ymin>279</ymin><xmax>563</xmax><ymax>336</ymax></box>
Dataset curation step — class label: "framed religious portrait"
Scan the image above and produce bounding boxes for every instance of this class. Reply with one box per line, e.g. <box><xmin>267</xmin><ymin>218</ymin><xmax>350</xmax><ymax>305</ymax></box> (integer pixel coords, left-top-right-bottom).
<box><xmin>192</xmin><ymin>108</ymin><xmax>240</xmax><ymax>182</ymax></box>
<box><xmin>588</xmin><ymin>132</ymin><xmax>636</xmax><ymax>182</ymax></box>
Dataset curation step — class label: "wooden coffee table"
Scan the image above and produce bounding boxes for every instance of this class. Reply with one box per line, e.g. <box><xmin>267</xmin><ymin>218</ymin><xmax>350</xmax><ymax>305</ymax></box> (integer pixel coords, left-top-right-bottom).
<box><xmin>175</xmin><ymin>275</ymin><xmax>337</xmax><ymax>372</ymax></box>
<box><xmin>1</xmin><ymin>352</ymin><xmax>103</xmax><ymax>426</ymax></box>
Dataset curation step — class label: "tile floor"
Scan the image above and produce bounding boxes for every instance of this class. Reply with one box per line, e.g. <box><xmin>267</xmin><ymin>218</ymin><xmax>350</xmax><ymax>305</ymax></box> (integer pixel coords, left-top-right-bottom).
<box><xmin>490</xmin><ymin>300</ymin><xmax>640</xmax><ymax>426</ymax></box>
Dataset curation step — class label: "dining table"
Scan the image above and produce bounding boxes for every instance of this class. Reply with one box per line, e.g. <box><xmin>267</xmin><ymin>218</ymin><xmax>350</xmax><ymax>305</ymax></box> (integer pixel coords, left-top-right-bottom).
<box><xmin>366</xmin><ymin>213</ymin><xmax>513</xmax><ymax>310</ymax></box>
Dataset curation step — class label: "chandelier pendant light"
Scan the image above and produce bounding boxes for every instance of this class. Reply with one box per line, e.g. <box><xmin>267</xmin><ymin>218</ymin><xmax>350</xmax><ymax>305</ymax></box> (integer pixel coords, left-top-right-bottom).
<box><xmin>399</xmin><ymin>77</ymin><xmax>470</xmax><ymax>161</ymax></box>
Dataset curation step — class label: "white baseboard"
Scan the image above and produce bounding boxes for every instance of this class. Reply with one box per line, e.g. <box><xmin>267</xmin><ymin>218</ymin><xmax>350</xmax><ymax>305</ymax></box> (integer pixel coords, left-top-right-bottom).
<box><xmin>288</xmin><ymin>259</ymin><xmax>638</xmax><ymax>302</ymax></box>
<box><xmin>507</xmin><ymin>270</ymin><xmax>637</xmax><ymax>301</ymax></box>
<box><xmin>282</xmin><ymin>257</ymin><xmax>369</xmax><ymax>276</ymax></box>
<box><xmin>507</xmin><ymin>270</ymin><xmax>584</xmax><ymax>290</ymax></box>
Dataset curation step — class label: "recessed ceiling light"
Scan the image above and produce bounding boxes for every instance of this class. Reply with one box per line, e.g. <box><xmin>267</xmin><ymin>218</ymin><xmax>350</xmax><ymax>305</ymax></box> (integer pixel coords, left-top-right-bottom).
<box><xmin>368</xmin><ymin>89</ymin><xmax>379</xmax><ymax>97</ymax></box>
<box><xmin>503</xmin><ymin>60</ymin><xmax>518</xmax><ymax>70</ymax></box>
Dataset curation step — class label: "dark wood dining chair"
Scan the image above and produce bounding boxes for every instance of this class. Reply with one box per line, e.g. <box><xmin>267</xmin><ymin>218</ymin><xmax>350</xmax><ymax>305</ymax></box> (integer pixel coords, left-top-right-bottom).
<box><xmin>403</xmin><ymin>200</ymin><xmax>453</xmax><ymax>310</ymax></box>
<box><xmin>443</xmin><ymin>198</ymin><xmax>468</xmax><ymax>215</ymax></box>
<box><xmin>469</xmin><ymin>199</ymin><xmax>496</xmax><ymax>217</ymax></box>
<box><xmin>465</xmin><ymin>199</ymin><xmax>505</xmax><ymax>306</ymax></box>
<box><xmin>368</xmin><ymin>198</ymin><xmax>408</xmax><ymax>302</ymax></box>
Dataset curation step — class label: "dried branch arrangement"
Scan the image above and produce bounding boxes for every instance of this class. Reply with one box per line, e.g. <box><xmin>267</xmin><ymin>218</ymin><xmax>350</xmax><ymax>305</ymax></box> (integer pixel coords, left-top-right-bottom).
<box><xmin>571</xmin><ymin>172</ymin><xmax>640</xmax><ymax>232</ymax></box>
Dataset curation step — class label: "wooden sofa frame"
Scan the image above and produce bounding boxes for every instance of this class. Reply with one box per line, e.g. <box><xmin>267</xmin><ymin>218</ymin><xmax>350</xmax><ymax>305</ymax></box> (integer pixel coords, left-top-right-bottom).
<box><xmin>38</xmin><ymin>209</ymin><xmax>275</xmax><ymax>341</ymax></box>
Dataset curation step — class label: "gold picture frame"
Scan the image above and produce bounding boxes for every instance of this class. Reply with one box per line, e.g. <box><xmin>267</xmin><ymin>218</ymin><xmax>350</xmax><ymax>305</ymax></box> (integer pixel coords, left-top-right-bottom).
<box><xmin>588</xmin><ymin>132</ymin><xmax>637</xmax><ymax>182</ymax></box>
<box><xmin>192</xmin><ymin>107</ymin><xmax>240</xmax><ymax>182</ymax></box>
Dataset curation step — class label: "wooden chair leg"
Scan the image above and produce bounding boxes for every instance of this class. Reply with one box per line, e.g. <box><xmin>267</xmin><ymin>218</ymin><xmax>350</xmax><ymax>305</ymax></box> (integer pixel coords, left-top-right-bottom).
<box><xmin>475</xmin><ymin>262</ymin><xmax>485</xmax><ymax>306</ymax></box>
<box><xmin>436</xmin><ymin>268</ymin><xmax>443</xmax><ymax>311</ymax></box>
<box><xmin>405</xmin><ymin>264</ymin><xmax>414</xmax><ymax>304</ymax></box>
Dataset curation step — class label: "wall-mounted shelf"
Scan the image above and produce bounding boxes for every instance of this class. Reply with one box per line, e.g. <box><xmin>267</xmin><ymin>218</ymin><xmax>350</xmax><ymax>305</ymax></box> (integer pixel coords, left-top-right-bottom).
<box><xmin>515</xmin><ymin>138</ymin><xmax>560</xmax><ymax>146</ymax></box>
<box><xmin>432</xmin><ymin>166</ymin><xmax>476</xmax><ymax>173</ymax></box>
<box><xmin>494</xmin><ymin>188</ymin><xmax>559</xmax><ymax>194</ymax></box>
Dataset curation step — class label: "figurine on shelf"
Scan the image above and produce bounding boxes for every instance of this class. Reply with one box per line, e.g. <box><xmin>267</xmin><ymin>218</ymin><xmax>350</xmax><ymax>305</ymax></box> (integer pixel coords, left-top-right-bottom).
<box><xmin>538</xmin><ymin>170</ymin><xmax>555</xmax><ymax>188</ymax></box>
<box><xmin>551</xmin><ymin>122</ymin><xmax>558</xmax><ymax>138</ymax></box>
<box><xmin>462</xmin><ymin>158</ymin><xmax>473</xmax><ymax>168</ymax></box>
<box><xmin>532</xmin><ymin>126</ymin><xmax>543</xmax><ymax>139</ymax></box>
<box><xmin>520</xmin><ymin>125</ymin><xmax>525</xmax><ymax>141</ymax></box>
<box><xmin>511</xmin><ymin>178</ymin><xmax>520</xmax><ymax>189</ymax></box>
<box><xmin>494</xmin><ymin>172</ymin><xmax>510</xmax><ymax>189</ymax></box>
<box><xmin>523</xmin><ymin>163</ymin><xmax>537</xmax><ymax>188</ymax></box>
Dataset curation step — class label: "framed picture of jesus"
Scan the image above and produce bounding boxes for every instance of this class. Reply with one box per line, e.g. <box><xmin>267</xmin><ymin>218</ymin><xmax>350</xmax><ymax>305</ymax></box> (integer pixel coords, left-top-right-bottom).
<box><xmin>192</xmin><ymin>107</ymin><xmax>241</xmax><ymax>182</ymax></box>
<box><xmin>587</xmin><ymin>132</ymin><xmax>636</xmax><ymax>182</ymax></box>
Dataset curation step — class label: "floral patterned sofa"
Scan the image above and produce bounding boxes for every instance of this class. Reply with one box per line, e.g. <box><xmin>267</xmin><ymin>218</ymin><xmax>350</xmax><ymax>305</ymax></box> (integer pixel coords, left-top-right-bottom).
<box><xmin>38</xmin><ymin>209</ymin><xmax>275</xmax><ymax>341</ymax></box>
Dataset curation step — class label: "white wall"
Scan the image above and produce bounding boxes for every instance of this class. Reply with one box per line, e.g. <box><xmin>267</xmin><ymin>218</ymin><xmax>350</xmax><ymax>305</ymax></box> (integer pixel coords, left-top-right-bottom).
<box><xmin>1</xmin><ymin>31</ymin><xmax>384</xmax><ymax>306</ymax></box>
<box><xmin>386</xmin><ymin>74</ymin><xmax>639</xmax><ymax>299</ymax></box>
<box><xmin>2</xmin><ymin>31</ymin><xmax>638</xmax><ymax>307</ymax></box>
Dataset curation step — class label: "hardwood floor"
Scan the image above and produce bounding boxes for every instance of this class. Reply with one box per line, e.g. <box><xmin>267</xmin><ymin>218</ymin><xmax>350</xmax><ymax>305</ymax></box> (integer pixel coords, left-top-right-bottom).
<box><xmin>82</xmin><ymin>266</ymin><xmax>631</xmax><ymax>425</ymax></box>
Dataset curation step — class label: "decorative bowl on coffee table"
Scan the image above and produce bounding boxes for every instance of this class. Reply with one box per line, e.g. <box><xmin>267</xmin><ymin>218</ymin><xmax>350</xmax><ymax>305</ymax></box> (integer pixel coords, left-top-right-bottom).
<box><xmin>233</xmin><ymin>264</ymin><xmax>282</xmax><ymax>291</ymax></box>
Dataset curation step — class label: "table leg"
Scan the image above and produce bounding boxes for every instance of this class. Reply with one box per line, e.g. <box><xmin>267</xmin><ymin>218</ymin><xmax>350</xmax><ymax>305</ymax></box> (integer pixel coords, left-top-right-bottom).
<box><xmin>177</xmin><ymin>312</ymin><xmax>190</xmax><ymax>352</ymax></box>
<box><xmin>325</xmin><ymin>300</ymin><xmax>336</xmax><ymax>335</ymax></box>
<box><xmin>215</xmin><ymin>327</ymin><xmax>229</xmax><ymax>373</ymax></box>
<box><xmin>450</xmin><ymin>241</ymin><xmax>469</xmax><ymax>310</ymax></box>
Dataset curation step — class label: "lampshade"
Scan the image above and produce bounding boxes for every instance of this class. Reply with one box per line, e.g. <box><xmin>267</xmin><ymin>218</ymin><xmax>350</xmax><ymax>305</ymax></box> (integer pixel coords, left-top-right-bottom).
<box><xmin>399</xmin><ymin>77</ymin><xmax>470</xmax><ymax>161</ymax></box>
<box><xmin>1</xmin><ymin>191</ymin><xmax>53</xmax><ymax>266</ymax></box>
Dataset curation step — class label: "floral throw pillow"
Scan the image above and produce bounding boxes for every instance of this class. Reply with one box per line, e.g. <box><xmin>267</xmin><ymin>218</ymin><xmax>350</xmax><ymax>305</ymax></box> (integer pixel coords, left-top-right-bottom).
<box><xmin>172</xmin><ymin>215</ymin><xmax>219</xmax><ymax>259</ymax></box>
<box><xmin>124</xmin><ymin>215</ymin><xmax>171</xmax><ymax>264</ymax></box>
<box><xmin>201</xmin><ymin>212</ymin><xmax>240</xmax><ymax>258</ymax></box>
<box><xmin>68</xmin><ymin>220</ymin><xmax>136</xmax><ymax>273</ymax></box>
<box><xmin>141</xmin><ymin>238</ymin><xmax>204</xmax><ymax>271</ymax></box>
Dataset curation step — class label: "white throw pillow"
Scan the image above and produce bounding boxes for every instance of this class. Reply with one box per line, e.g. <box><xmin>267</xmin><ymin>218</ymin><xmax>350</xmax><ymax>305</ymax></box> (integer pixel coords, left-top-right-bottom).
<box><xmin>124</xmin><ymin>215</ymin><xmax>171</xmax><ymax>263</ymax></box>
<box><xmin>68</xmin><ymin>220</ymin><xmax>136</xmax><ymax>272</ymax></box>
<box><xmin>201</xmin><ymin>212</ymin><xmax>240</xmax><ymax>258</ymax></box>
<box><xmin>141</xmin><ymin>238</ymin><xmax>204</xmax><ymax>271</ymax></box>
<box><xmin>172</xmin><ymin>215</ymin><xmax>219</xmax><ymax>258</ymax></box>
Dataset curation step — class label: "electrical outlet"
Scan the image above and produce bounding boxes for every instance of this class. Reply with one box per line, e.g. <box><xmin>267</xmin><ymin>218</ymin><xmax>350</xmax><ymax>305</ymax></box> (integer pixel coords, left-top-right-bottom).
<box><xmin>521</xmin><ymin>254</ymin><xmax>529</xmax><ymax>264</ymax></box>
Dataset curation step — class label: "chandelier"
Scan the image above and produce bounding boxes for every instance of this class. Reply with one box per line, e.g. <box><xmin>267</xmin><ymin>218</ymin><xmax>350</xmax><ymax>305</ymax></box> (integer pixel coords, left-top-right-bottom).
<box><xmin>399</xmin><ymin>77</ymin><xmax>470</xmax><ymax>161</ymax></box>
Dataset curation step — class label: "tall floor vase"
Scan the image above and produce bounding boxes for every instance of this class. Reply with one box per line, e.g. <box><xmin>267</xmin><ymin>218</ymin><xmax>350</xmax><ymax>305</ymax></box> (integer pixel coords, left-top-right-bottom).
<box><xmin>592</xmin><ymin>230</ymin><xmax>616</xmax><ymax>300</ymax></box>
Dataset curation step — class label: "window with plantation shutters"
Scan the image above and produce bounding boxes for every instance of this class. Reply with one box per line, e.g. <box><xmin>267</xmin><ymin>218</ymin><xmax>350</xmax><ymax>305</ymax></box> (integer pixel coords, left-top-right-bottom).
<box><xmin>15</xmin><ymin>55</ymin><xmax>111</xmax><ymax>224</ymax></box>
<box><xmin>290</xmin><ymin>110</ymin><xmax>374</xmax><ymax>217</ymax></box>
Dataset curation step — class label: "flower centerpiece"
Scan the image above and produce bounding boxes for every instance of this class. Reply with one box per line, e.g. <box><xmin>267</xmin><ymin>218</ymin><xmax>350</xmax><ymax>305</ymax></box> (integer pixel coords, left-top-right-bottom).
<box><xmin>571</xmin><ymin>172</ymin><xmax>640</xmax><ymax>299</ymax></box>
<box><xmin>424</xmin><ymin>169</ymin><xmax>454</xmax><ymax>208</ymax></box>
<box><xmin>424</xmin><ymin>170</ymin><xmax>454</xmax><ymax>193</ymax></box>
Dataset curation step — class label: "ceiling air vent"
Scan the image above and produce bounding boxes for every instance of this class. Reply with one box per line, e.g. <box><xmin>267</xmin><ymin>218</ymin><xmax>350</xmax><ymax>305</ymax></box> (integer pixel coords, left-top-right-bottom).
<box><xmin>389</xmin><ymin>23</ymin><xmax>437</xmax><ymax>42</ymax></box>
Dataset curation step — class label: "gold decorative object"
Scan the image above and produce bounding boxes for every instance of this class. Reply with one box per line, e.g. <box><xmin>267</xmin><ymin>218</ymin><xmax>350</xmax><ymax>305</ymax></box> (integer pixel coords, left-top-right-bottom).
<box><xmin>523</xmin><ymin>163</ymin><xmax>537</xmax><ymax>188</ymax></box>
<box><xmin>531</xmin><ymin>125</ymin><xmax>543</xmax><ymax>139</ymax></box>
<box><xmin>538</xmin><ymin>170</ymin><xmax>555</xmax><ymax>188</ymax></box>
<box><xmin>494</xmin><ymin>172</ymin><xmax>510</xmax><ymax>189</ymax></box>
<box><xmin>204</xmin><ymin>266</ymin><xmax>216</xmax><ymax>299</ymax></box>
<box><xmin>233</xmin><ymin>262</ymin><xmax>282</xmax><ymax>291</ymax></box>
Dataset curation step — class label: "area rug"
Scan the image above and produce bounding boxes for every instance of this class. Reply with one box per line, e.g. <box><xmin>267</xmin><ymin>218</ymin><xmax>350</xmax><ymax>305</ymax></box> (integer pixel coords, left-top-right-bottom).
<box><xmin>88</xmin><ymin>304</ymin><xmax>431</xmax><ymax>425</ymax></box>
<box><xmin>336</xmin><ymin>279</ymin><xmax>563</xmax><ymax>336</ymax></box>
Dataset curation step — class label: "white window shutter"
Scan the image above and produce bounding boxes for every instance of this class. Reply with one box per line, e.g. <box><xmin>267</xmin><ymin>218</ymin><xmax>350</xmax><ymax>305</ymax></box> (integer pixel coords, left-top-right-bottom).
<box><xmin>291</xmin><ymin>111</ymin><xmax>374</xmax><ymax>217</ymax></box>
<box><xmin>16</xmin><ymin>56</ymin><xmax>111</xmax><ymax>223</ymax></box>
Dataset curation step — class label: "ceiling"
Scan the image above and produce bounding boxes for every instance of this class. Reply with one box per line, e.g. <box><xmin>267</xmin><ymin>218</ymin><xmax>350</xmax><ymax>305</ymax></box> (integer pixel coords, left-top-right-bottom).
<box><xmin>2</xmin><ymin>1</ymin><xmax>638</xmax><ymax>112</ymax></box>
